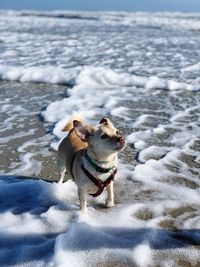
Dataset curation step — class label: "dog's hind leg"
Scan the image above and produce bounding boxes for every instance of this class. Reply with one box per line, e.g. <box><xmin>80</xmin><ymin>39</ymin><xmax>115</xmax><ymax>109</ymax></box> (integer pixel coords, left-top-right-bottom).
<box><xmin>78</xmin><ymin>188</ymin><xmax>87</xmax><ymax>212</ymax></box>
<box><xmin>57</xmin><ymin>157</ymin><xmax>66</xmax><ymax>183</ymax></box>
<box><xmin>58</xmin><ymin>168</ymin><xmax>66</xmax><ymax>184</ymax></box>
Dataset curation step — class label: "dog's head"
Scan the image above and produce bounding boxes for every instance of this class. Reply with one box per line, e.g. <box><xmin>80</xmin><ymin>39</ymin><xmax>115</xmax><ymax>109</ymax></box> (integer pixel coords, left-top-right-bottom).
<box><xmin>73</xmin><ymin>118</ymin><xmax>126</xmax><ymax>156</ymax></box>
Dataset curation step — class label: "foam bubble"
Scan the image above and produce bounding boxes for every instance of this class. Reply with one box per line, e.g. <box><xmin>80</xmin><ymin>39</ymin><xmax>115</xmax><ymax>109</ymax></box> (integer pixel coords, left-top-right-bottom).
<box><xmin>138</xmin><ymin>146</ymin><xmax>172</xmax><ymax>162</ymax></box>
<box><xmin>133</xmin><ymin>243</ymin><xmax>152</xmax><ymax>267</ymax></box>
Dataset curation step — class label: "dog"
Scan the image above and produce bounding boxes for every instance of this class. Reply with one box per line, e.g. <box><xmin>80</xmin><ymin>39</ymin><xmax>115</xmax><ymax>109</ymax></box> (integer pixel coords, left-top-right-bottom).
<box><xmin>57</xmin><ymin>115</ymin><xmax>126</xmax><ymax>212</ymax></box>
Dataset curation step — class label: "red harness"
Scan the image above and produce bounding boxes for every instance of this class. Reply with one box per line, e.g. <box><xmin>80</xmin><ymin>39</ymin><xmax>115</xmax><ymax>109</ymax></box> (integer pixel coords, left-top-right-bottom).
<box><xmin>81</xmin><ymin>163</ymin><xmax>117</xmax><ymax>197</ymax></box>
<box><xmin>71</xmin><ymin>154</ymin><xmax>117</xmax><ymax>197</ymax></box>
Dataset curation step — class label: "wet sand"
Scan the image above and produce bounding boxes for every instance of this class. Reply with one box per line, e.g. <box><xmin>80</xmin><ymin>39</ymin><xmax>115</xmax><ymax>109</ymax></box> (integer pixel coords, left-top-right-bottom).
<box><xmin>0</xmin><ymin>80</ymin><xmax>67</xmax><ymax>180</ymax></box>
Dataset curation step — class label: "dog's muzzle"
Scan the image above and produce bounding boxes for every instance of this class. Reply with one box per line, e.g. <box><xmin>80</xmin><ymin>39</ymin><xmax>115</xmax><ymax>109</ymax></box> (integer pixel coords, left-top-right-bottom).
<box><xmin>117</xmin><ymin>136</ymin><xmax>126</xmax><ymax>149</ymax></box>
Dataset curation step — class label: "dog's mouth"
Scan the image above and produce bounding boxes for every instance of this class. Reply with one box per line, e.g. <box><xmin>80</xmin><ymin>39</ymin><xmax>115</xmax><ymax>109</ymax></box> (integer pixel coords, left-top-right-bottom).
<box><xmin>116</xmin><ymin>137</ymin><xmax>126</xmax><ymax>151</ymax></box>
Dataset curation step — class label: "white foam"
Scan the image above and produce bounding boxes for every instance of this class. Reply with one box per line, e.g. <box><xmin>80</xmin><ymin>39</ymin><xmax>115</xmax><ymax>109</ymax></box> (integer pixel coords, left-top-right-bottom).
<box><xmin>1</xmin><ymin>173</ymin><xmax>199</xmax><ymax>266</ymax></box>
<box><xmin>101</xmin><ymin>12</ymin><xmax>200</xmax><ymax>31</ymax></box>
<box><xmin>133</xmin><ymin>243</ymin><xmax>152</xmax><ymax>267</ymax></box>
<box><xmin>10</xmin><ymin>153</ymin><xmax>42</xmax><ymax>176</ymax></box>
<box><xmin>146</xmin><ymin>76</ymin><xmax>167</xmax><ymax>90</ymax></box>
<box><xmin>0</xmin><ymin>129</ymin><xmax>36</xmax><ymax>144</ymax></box>
<box><xmin>0</xmin><ymin>64</ymin><xmax>198</xmax><ymax>92</ymax></box>
<box><xmin>0</xmin><ymin>65</ymin><xmax>79</xmax><ymax>85</ymax></box>
<box><xmin>111</xmin><ymin>106</ymin><xmax>129</xmax><ymax>118</ymax></box>
<box><xmin>168</xmin><ymin>80</ymin><xmax>195</xmax><ymax>91</ymax></box>
<box><xmin>42</xmin><ymin>66</ymin><xmax>141</xmax><ymax>139</ymax></box>
<box><xmin>138</xmin><ymin>146</ymin><xmax>172</xmax><ymax>162</ymax></box>
<box><xmin>7</xmin><ymin>136</ymin><xmax>52</xmax><ymax>176</ymax></box>
<box><xmin>153</xmin><ymin>126</ymin><xmax>166</xmax><ymax>134</ymax></box>
<box><xmin>127</xmin><ymin>130</ymin><xmax>154</xmax><ymax>145</ymax></box>
<box><xmin>182</xmin><ymin>62</ymin><xmax>200</xmax><ymax>73</ymax></box>
<box><xmin>133</xmin><ymin>150</ymin><xmax>200</xmax><ymax>204</ymax></box>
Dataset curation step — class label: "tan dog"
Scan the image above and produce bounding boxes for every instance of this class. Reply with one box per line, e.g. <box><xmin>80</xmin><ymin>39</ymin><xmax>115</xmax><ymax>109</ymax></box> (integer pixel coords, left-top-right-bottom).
<box><xmin>57</xmin><ymin>115</ymin><xmax>126</xmax><ymax>212</ymax></box>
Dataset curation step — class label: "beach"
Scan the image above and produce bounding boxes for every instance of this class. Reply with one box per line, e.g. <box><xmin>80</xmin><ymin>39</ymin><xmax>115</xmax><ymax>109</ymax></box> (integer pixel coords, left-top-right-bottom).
<box><xmin>0</xmin><ymin>10</ymin><xmax>200</xmax><ymax>267</ymax></box>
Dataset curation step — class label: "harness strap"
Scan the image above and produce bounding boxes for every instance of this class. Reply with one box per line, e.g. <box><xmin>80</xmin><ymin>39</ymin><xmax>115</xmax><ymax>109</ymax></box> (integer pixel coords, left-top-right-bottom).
<box><xmin>81</xmin><ymin>163</ymin><xmax>117</xmax><ymax>197</ymax></box>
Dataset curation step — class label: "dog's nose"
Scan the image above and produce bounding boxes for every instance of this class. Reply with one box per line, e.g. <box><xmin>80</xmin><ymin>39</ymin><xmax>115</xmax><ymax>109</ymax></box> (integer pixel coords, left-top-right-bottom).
<box><xmin>118</xmin><ymin>136</ymin><xmax>125</xmax><ymax>144</ymax></box>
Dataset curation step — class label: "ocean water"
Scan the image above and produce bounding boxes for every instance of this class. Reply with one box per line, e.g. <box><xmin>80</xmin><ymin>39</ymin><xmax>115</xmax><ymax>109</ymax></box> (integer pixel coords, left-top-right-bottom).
<box><xmin>0</xmin><ymin>10</ymin><xmax>200</xmax><ymax>267</ymax></box>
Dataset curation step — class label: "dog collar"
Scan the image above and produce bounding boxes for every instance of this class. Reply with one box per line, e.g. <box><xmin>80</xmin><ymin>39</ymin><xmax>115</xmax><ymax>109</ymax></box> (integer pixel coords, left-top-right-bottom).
<box><xmin>85</xmin><ymin>152</ymin><xmax>116</xmax><ymax>174</ymax></box>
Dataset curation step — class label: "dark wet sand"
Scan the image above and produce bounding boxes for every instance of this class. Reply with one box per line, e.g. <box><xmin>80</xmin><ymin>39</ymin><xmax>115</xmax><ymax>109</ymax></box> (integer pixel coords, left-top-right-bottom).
<box><xmin>0</xmin><ymin>81</ymin><xmax>67</xmax><ymax>180</ymax></box>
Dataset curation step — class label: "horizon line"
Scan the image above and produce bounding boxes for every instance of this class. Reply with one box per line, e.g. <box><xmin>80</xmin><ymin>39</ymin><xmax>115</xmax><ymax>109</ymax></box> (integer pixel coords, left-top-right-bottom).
<box><xmin>1</xmin><ymin>8</ymin><xmax>200</xmax><ymax>14</ymax></box>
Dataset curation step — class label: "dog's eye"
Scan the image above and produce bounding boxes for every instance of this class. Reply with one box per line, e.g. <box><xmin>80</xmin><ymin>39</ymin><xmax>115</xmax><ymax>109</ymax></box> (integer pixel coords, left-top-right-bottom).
<box><xmin>101</xmin><ymin>133</ymin><xmax>109</xmax><ymax>139</ymax></box>
<box><xmin>116</xmin><ymin>130</ymin><xmax>119</xmax><ymax>135</ymax></box>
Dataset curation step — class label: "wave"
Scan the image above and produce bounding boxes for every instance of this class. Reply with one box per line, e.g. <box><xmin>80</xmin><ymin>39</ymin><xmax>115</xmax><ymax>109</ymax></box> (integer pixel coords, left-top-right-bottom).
<box><xmin>0</xmin><ymin>65</ymin><xmax>80</xmax><ymax>86</ymax></box>
<box><xmin>0</xmin><ymin>10</ymin><xmax>101</xmax><ymax>21</ymax></box>
<box><xmin>1</xmin><ymin>10</ymin><xmax>200</xmax><ymax>31</ymax></box>
<box><xmin>20</xmin><ymin>11</ymin><xmax>100</xmax><ymax>21</ymax></box>
<box><xmin>0</xmin><ymin>65</ymin><xmax>199</xmax><ymax>92</ymax></box>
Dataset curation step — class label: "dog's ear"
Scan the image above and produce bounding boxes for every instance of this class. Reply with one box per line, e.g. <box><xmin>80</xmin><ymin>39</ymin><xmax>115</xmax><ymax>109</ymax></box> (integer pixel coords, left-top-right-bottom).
<box><xmin>73</xmin><ymin>120</ymin><xmax>94</xmax><ymax>142</ymax></box>
<box><xmin>73</xmin><ymin>120</ymin><xmax>83</xmax><ymax>128</ymax></box>
<box><xmin>99</xmin><ymin>117</ymin><xmax>109</xmax><ymax>125</ymax></box>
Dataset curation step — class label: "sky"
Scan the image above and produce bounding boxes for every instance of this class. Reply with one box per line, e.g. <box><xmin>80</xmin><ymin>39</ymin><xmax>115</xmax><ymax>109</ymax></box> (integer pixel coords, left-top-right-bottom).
<box><xmin>0</xmin><ymin>0</ymin><xmax>200</xmax><ymax>13</ymax></box>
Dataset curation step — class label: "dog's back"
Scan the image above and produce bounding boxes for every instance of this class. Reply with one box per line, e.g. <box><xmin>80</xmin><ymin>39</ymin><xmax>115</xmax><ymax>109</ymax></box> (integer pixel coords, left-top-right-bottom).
<box><xmin>57</xmin><ymin>115</ymin><xmax>87</xmax><ymax>181</ymax></box>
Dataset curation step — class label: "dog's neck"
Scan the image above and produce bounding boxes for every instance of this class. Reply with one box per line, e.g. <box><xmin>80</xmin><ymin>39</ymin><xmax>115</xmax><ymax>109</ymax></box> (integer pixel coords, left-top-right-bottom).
<box><xmin>86</xmin><ymin>147</ymin><xmax>117</xmax><ymax>168</ymax></box>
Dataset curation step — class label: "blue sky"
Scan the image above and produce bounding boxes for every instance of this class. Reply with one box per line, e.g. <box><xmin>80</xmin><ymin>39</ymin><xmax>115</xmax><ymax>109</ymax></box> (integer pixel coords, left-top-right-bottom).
<box><xmin>0</xmin><ymin>0</ymin><xmax>200</xmax><ymax>12</ymax></box>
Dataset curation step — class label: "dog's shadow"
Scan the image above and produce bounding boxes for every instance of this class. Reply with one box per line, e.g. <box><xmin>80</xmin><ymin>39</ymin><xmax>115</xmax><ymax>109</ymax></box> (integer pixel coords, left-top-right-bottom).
<box><xmin>0</xmin><ymin>175</ymin><xmax>81</xmax><ymax>265</ymax></box>
<box><xmin>0</xmin><ymin>175</ymin><xmax>55</xmax><ymax>215</ymax></box>
<box><xmin>0</xmin><ymin>175</ymin><xmax>60</xmax><ymax>265</ymax></box>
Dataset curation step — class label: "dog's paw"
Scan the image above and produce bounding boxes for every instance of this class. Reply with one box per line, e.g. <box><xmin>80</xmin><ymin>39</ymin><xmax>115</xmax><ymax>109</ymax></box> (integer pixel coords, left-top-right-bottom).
<box><xmin>58</xmin><ymin>179</ymin><xmax>63</xmax><ymax>184</ymax></box>
<box><xmin>80</xmin><ymin>207</ymin><xmax>88</xmax><ymax>212</ymax></box>
<box><xmin>105</xmin><ymin>200</ymin><xmax>115</xmax><ymax>208</ymax></box>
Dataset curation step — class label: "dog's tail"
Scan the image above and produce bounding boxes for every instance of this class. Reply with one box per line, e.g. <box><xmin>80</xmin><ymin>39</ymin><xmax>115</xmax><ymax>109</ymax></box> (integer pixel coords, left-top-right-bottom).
<box><xmin>62</xmin><ymin>113</ymin><xmax>84</xmax><ymax>132</ymax></box>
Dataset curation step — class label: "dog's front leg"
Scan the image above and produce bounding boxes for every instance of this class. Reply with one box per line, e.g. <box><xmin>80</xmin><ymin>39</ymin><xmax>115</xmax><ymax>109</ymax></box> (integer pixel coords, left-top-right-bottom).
<box><xmin>78</xmin><ymin>188</ymin><xmax>87</xmax><ymax>212</ymax></box>
<box><xmin>105</xmin><ymin>181</ymin><xmax>115</xmax><ymax>208</ymax></box>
